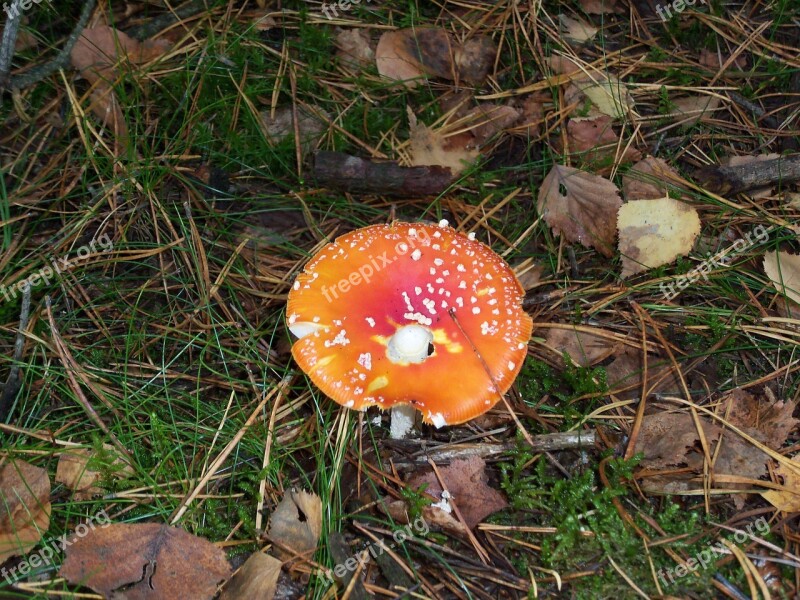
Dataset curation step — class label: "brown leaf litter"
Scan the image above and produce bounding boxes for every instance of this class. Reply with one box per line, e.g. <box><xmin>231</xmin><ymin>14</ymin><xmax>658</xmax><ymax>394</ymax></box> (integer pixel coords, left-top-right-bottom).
<box><xmin>0</xmin><ymin>459</ymin><xmax>51</xmax><ymax>563</ymax></box>
<box><xmin>537</xmin><ymin>164</ymin><xmax>622</xmax><ymax>257</ymax></box>
<box><xmin>60</xmin><ymin>522</ymin><xmax>232</xmax><ymax>600</ymax></box>
<box><xmin>633</xmin><ymin>389</ymin><xmax>798</xmax><ymax>504</ymax></box>
<box><xmin>407</xmin><ymin>456</ymin><xmax>507</xmax><ymax>530</ymax></box>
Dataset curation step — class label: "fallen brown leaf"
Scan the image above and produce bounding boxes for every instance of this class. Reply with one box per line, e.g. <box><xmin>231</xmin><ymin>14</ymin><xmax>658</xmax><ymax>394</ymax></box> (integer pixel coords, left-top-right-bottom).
<box><xmin>558</xmin><ymin>14</ymin><xmax>598</xmax><ymax>45</ymax></box>
<box><xmin>407</xmin><ymin>456</ymin><xmax>507</xmax><ymax>529</ymax></box>
<box><xmin>335</xmin><ymin>28</ymin><xmax>375</xmax><ymax>69</ymax></box>
<box><xmin>0</xmin><ymin>460</ymin><xmax>51</xmax><ymax>563</ymax></box>
<box><xmin>579</xmin><ymin>0</ymin><xmax>623</xmax><ymax>14</ymax></box>
<box><xmin>537</xmin><ymin>164</ymin><xmax>622</xmax><ymax>257</ymax></box>
<box><xmin>266</xmin><ymin>490</ymin><xmax>322</xmax><ymax>560</ymax></box>
<box><xmin>763</xmin><ymin>251</ymin><xmax>800</xmax><ymax>306</ymax></box>
<box><xmin>617</xmin><ymin>197</ymin><xmax>701</xmax><ymax>277</ymax></box>
<box><xmin>55</xmin><ymin>445</ymin><xmax>134</xmax><ymax>500</ymax></box>
<box><xmin>407</xmin><ymin>110</ymin><xmax>479</xmax><ymax>174</ymax></box>
<box><xmin>219</xmin><ymin>552</ymin><xmax>282</xmax><ymax>600</ymax></box>
<box><xmin>565</xmin><ymin>115</ymin><xmax>641</xmax><ymax>171</ymax></box>
<box><xmin>260</xmin><ymin>106</ymin><xmax>330</xmax><ymax>154</ymax></box>
<box><xmin>59</xmin><ymin>523</ymin><xmax>231</xmax><ymax>600</ymax></box>
<box><xmin>672</xmin><ymin>95</ymin><xmax>721</xmax><ymax>126</ymax></box>
<box><xmin>622</xmin><ymin>157</ymin><xmax>684</xmax><ymax>201</ymax></box>
<box><xmin>566</xmin><ymin>75</ymin><xmax>634</xmax><ymax>119</ymax></box>
<box><xmin>762</xmin><ymin>459</ymin><xmax>800</xmax><ymax>512</ymax></box>
<box><xmin>376</xmin><ymin>28</ymin><xmax>495</xmax><ymax>88</ymax></box>
<box><xmin>634</xmin><ymin>389</ymin><xmax>798</xmax><ymax>499</ymax></box>
<box><xmin>547</xmin><ymin>55</ymin><xmax>583</xmax><ymax>75</ymax></box>
<box><xmin>543</xmin><ymin>327</ymin><xmax>619</xmax><ymax>366</ymax></box>
<box><xmin>461</xmin><ymin>104</ymin><xmax>521</xmax><ymax>147</ymax></box>
<box><xmin>70</xmin><ymin>26</ymin><xmax>170</xmax><ymax>141</ymax></box>
<box><xmin>605</xmin><ymin>347</ymin><xmax>683</xmax><ymax>400</ymax></box>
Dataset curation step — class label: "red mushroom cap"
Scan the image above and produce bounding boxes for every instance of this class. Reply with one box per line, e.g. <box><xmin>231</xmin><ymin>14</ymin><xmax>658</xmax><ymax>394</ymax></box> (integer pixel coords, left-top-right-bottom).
<box><xmin>286</xmin><ymin>221</ymin><xmax>532</xmax><ymax>426</ymax></box>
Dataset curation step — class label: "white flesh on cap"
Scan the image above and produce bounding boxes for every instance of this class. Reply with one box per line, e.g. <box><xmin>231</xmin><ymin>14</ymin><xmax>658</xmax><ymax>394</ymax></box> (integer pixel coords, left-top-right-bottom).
<box><xmin>387</xmin><ymin>325</ymin><xmax>434</xmax><ymax>438</ymax></box>
<box><xmin>386</xmin><ymin>324</ymin><xmax>433</xmax><ymax>364</ymax></box>
<box><xmin>288</xmin><ymin>322</ymin><xmax>325</xmax><ymax>339</ymax></box>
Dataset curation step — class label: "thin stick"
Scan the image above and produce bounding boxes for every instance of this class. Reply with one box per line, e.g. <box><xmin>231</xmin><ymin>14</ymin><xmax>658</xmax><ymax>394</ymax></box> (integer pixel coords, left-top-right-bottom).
<box><xmin>447</xmin><ymin>308</ymin><xmax>535</xmax><ymax>446</ymax></box>
<box><xmin>0</xmin><ymin>282</ymin><xmax>31</xmax><ymax>421</ymax></box>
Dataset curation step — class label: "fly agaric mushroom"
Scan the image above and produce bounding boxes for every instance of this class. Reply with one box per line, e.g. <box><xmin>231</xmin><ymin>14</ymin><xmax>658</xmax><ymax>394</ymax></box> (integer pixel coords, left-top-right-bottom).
<box><xmin>286</xmin><ymin>220</ymin><xmax>532</xmax><ymax>436</ymax></box>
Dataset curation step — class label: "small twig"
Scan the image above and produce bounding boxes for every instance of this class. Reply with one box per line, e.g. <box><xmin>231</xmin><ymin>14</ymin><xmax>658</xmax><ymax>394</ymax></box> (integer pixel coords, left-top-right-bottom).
<box><xmin>0</xmin><ymin>282</ymin><xmax>32</xmax><ymax>422</ymax></box>
<box><xmin>387</xmin><ymin>430</ymin><xmax>596</xmax><ymax>467</ymax></box>
<box><xmin>727</xmin><ymin>91</ymin><xmax>779</xmax><ymax>130</ymax></box>
<box><xmin>5</xmin><ymin>0</ymin><xmax>96</xmax><ymax>91</ymax></box>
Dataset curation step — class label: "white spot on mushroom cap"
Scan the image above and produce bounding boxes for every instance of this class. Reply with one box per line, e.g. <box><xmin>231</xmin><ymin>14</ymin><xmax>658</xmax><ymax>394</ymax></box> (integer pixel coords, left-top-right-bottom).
<box><xmin>438</xmin><ymin>219</ymin><xmax>449</xmax><ymax>228</ymax></box>
<box><xmin>411</xmin><ymin>249</ymin><xmax>422</xmax><ymax>261</ymax></box>
<box><xmin>358</xmin><ymin>352</ymin><xmax>372</xmax><ymax>370</ymax></box>
<box><xmin>366</xmin><ymin>317</ymin><xmax>376</xmax><ymax>327</ymax></box>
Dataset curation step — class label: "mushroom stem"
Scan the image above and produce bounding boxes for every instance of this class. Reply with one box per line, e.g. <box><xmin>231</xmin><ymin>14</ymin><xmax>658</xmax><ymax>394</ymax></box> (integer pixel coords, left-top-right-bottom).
<box><xmin>389</xmin><ymin>404</ymin><xmax>417</xmax><ymax>439</ymax></box>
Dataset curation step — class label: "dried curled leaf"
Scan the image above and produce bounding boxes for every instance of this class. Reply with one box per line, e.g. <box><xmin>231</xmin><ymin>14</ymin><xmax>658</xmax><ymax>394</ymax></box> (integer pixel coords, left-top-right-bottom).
<box><xmin>219</xmin><ymin>552</ymin><xmax>282</xmax><ymax>600</ymax></box>
<box><xmin>617</xmin><ymin>197</ymin><xmax>701</xmax><ymax>277</ymax></box>
<box><xmin>671</xmin><ymin>95</ymin><xmax>721</xmax><ymax>126</ymax></box>
<box><xmin>537</xmin><ymin>164</ymin><xmax>622</xmax><ymax>257</ymax></box>
<box><xmin>0</xmin><ymin>460</ymin><xmax>51</xmax><ymax>563</ymax></box>
<box><xmin>572</xmin><ymin>75</ymin><xmax>634</xmax><ymax>119</ymax></box>
<box><xmin>565</xmin><ymin>116</ymin><xmax>641</xmax><ymax>171</ymax></box>
<box><xmin>407</xmin><ymin>110</ymin><xmax>479</xmax><ymax>174</ymax></box>
<box><xmin>70</xmin><ymin>26</ymin><xmax>170</xmax><ymax>141</ymax></box>
<box><xmin>335</xmin><ymin>29</ymin><xmax>375</xmax><ymax>69</ymax></box>
<box><xmin>266</xmin><ymin>490</ymin><xmax>323</xmax><ymax>559</ymax></box>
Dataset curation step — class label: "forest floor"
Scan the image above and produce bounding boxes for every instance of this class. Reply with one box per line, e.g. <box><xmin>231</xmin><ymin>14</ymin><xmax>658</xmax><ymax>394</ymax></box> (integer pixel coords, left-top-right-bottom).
<box><xmin>1</xmin><ymin>0</ymin><xmax>800</xmax><ymax>598</ymax></box>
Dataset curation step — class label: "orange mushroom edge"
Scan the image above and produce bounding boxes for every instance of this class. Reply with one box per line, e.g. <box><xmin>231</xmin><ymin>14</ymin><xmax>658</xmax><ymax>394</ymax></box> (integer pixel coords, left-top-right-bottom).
<box><xmin>286</xmin><ymin>220</ymin><xmax>533</xmax><ymax>427</ymax></box>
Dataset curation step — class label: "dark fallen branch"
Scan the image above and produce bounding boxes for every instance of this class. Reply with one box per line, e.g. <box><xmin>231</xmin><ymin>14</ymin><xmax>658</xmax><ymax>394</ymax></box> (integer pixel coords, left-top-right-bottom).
<box><xmin>694</xmin><ymin>154</ymin><xmax>800</xmax><ymax>195</ymax></box>
<box><xmin>313</xmin><ymin>151</ymin><xmax>454</xmax><ymax>197</ymax></box>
